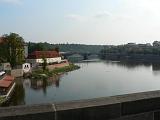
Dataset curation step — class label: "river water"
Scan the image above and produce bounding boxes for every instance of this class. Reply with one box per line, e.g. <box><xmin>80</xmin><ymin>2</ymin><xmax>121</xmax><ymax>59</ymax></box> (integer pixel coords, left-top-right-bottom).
<box><xmin>6</xmin><ymin>60</ymin><xmax>160</xmax><ymax>106</ymax></box>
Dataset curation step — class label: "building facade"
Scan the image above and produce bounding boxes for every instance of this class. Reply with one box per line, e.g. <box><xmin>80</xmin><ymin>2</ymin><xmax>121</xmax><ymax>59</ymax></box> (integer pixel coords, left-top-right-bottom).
<box><xmin>26</xmin><ymin>51</ymin><xmax>62</xmax><ymax>65</ymax></box>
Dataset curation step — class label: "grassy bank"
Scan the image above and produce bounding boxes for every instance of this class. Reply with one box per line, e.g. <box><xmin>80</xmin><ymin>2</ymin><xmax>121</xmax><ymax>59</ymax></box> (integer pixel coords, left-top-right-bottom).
<box><xmin>32</xmin><ymin>64</ymin><xmax>80</xmax><ymax>79</ymax></box>
<box><xmin>32</xmin><ymin>69</ymin><xmax>53</xmax><ymax>79</ymax></box>
<box><xmin>52</xmin><ymin>63</ymin><xmax>80</xmax><ymax>75</ymax></box>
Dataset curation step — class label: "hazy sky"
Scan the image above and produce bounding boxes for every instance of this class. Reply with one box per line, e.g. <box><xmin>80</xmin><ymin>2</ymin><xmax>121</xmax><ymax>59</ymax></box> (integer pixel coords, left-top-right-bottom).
<box><xmin>1</xmin><ymin>0</ymin><xmax>160</xmax><ymax>45</ymax></box>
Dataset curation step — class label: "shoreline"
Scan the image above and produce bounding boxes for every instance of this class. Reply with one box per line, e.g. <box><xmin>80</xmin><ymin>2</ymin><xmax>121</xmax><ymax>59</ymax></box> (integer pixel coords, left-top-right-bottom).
<box><xmin>31</xmin><ymin>63</ymin><xmax>80</xmax><ymax>79</ymax></box>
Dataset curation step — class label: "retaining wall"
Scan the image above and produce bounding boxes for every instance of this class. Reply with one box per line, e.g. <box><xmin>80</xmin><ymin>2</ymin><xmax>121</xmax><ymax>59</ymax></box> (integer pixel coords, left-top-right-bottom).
<box><xmin>1</xmin><ymin>90</ymin><xmax>160</xmax><ymax>120</ymax></box>
<box><xmin>11</xmin><ymin>69</ymin><xmax>23</xmax><ymax>77</ymax></box>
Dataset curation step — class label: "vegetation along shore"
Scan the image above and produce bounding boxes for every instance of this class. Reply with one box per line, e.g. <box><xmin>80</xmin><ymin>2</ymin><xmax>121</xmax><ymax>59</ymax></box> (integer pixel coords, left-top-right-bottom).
<box><xmin>31</xmin><ymin>63</ymin><xmax>80</xmax><ymax>79</ymax></box>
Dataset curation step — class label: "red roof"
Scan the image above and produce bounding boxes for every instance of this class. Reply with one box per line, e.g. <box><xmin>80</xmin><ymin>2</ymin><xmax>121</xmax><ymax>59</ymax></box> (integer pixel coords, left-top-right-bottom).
<box><xmin>3</xmin><ymin>75</ymin><xmax>14</xmax><ymax>81</ymax></box>
<box><xmin>0</xmin><ymin>80</ymin><xmax>12</xmax><ymax>88</ymax></box>
<box><xmin>28</xmin><ymin>51</ymin><xmax>60</xmax><ymax>59</ymax></box>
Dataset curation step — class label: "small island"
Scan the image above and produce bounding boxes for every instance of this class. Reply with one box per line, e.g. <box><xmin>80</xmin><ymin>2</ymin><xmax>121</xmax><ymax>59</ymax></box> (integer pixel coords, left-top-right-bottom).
<box><xmin>31</xmin><ymin>62</ymin><xmax>80</xmax><ymax>79</ymax></box>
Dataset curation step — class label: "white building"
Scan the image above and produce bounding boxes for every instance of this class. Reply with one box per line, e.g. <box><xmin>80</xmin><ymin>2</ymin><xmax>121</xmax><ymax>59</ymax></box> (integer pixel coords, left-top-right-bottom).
<box><xmin>26</xmin><ymin>51</ymin><xmax>62</xmax><ymax>66</ymax></box>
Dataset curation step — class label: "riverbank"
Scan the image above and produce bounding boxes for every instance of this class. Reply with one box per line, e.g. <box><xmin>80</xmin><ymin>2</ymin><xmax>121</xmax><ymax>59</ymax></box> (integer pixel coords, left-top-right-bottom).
<box><xmin>32</xmin><ymin>63</ymin><xmax>80</xmax><ymax>79</ymax></box>
<box><xmin>52</xmin><ymin>63</ymin><xmax>80</xmax><ymax>75</ymax></box>
<box><xmin>103</xmin><ymin>53</ymin><xmax>160</xmax><ymax>62</ymax></box>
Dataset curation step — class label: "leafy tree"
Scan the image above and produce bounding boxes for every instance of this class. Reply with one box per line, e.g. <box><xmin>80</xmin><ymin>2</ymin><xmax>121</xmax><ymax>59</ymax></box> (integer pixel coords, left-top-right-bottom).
<box><xmin>42</xmin><ymin>56</ymin><xmax>47</xmax><ymax>72</ymax></box>
<box><xmin>0</xmin><ymin>33</ymin><xmax>25</xmax><ymax>68</ymax></box>
<box><xmin>28</xmin><ymin>42</ymin><xmax>49</xmax><ymax>53</ymax></box>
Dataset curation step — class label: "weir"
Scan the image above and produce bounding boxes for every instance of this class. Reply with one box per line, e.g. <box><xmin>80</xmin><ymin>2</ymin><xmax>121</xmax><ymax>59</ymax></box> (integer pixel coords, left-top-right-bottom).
<box><xmin>1</xmin><ymin>90</ymin><xmax>160</xmax><ymax>120</ymax></box>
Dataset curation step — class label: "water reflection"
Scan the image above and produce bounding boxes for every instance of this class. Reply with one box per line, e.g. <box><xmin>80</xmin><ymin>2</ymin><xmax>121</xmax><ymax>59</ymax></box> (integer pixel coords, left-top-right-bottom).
<box><xmin>5</xmin><ymin>60</ymin><xmax>160</xmax><ymax>106</ymax></box>
<box><xmin>152</xmin><ymin>63</ymin><xmax>160</xmax><ymax>71</ymax></box>
<box><xmin>3</xmin><ymin>78</ymin><xmax>25</xmax><ymax>106</ymax></box>
<box><xmin>106</xmin><ymin>60</ymin><xmax>160</xmax><ymax>75</ymax></box>
<box><xmin>3</xmin><ymin>76</ymin><xmax>60</xmax><ymax>107</ymax></box>
<box><xmin>30</xmin><ymin>76</ymin><xmax>60</xmax><ymax>95</ymax></box>
<box><xmin>106</xmin><ymin>61</ymin><xmax>152</xmax><ymax>69</ymax></box>
<box><xmin>152</xmin><ymin>63</ymin><xmax>160</xmax><ymax>76</ymax></box>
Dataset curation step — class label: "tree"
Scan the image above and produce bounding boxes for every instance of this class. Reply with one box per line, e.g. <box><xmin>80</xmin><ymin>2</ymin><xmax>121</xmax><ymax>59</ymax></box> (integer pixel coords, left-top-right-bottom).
<box><xmin>0</xmin><ymin>33</ymin><xmax>25</xmax><ymax>68</ymax></box>
<box><xmin>28</xmin><ymin>42</ymin><xmax>49</xmax><ymax>54</ymax></box>
<box><xmin>42</xmin><ymin>56</ymin><xmax>47</xmax><ymax>72</ymax></box>
<box><xmin>54</xmin><ymin>46</ymin><xmax>59</xmax><ymax>53</ymax></box>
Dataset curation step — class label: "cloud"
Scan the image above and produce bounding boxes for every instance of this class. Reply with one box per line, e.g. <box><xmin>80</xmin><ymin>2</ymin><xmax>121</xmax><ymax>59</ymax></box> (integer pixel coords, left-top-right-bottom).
<box><xmin>66</xmin><ymin>11</ymin><xmax>112</xmax><ymax>22</ymax></box>
<box><xmin>0</xmin><ymin>0</ymin><xmax>22</xmax><ymax>4</ymax></box>
<box><xmin>65</xmin><ymin>14</ymin><xmax>87</xmax><ymax>22</ymax></box>
<box><xmin>94</xmin><ymin>11</ymin><xmax>112</xmax><ymax>18</ymax></box>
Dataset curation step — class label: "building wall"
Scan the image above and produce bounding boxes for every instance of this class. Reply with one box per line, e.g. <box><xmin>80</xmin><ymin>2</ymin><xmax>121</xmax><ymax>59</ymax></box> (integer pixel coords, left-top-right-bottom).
<box><xmin>26</xmin><ymin>59</ymin><xmax>37</xmax><ymax>65</ymax></box>
<box><xmin>36</xmin><ymin>57</ymin><xmax>61</xmax><ymax>64</ymax></box>
<box><xmin>26</xmin><ymin>57</ymin><xmax>62</xmax><ymax>65</ymax></box>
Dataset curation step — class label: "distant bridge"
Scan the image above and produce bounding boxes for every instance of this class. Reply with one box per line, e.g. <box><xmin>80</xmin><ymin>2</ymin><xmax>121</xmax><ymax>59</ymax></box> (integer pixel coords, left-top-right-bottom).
<box><xmin>60</xmin><ymin>52</ymin><xmax>100</xmax><ymax>60</ymax></box>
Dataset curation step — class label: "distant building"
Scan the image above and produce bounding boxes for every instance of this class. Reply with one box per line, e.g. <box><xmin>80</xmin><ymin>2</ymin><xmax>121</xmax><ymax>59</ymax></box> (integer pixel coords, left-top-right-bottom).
<box><xmin>146</xmin><ymin>43</ymin><xmax>152</xmax><ymax>47</ymax></box>
<box><xmin>153</xmin><ymin>41</ymin><xmax>160</xmax><ymax>47</ymax></box>
<box><xmin>1</xmin><ymin>63</ymin><xmax>11</xmax><ymax>71</ymax></box>
<box><xmin>135</xmin><ymin>43</ymin><xmax>151</xmax><ymax>47</ymax></box>
<box><xmin>88</xmin><ymin>54</ymin><xmax>99</xmax><ymax>60</ymax></box>
<box><xmin>126</xmin><ymin>43</ymin><xmax>136</xmax><ymax>46</ymax></box>
<box><xmin>26</xmin><ymin>51</ymin><xmax>62</xmax><ymax>65</ymax></box>
<box><xmin>67</xmin><ymin>54</ymin><xmax>83</xmax><ymax>62</ymax></box>
<box><xmin>137</xmin><ymin>44</ymin><xmax>147</xmax><ymax>47</ymax></box>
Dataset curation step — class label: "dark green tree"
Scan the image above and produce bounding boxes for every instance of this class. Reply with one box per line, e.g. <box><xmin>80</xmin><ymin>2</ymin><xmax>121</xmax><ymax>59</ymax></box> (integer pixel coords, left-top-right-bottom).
<box><xmin>0</xmin><ymin>33</ymin><xmax>25</xmax><ymax>68</ymax></box>
<box><xmin>54</xmin><ymin>46</ymin><xmax>60</xmax><ymax>53</ymax></box>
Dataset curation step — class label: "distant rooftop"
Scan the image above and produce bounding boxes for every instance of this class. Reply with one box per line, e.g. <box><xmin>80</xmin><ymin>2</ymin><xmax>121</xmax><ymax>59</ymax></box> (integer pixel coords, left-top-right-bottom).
<box><xmin>27</xmin><ymin>51</ymin><xmax>60</xmax><ymax>59</ymax></box>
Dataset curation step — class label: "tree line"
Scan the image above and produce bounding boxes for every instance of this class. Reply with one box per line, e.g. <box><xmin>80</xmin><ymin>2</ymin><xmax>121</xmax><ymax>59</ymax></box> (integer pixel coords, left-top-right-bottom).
<box><xmin>100</xmin><ymin>43</ymin><xmax>160</xmax><ymax>59</ymax></box>
<box><xmin>28</xmin><ymin>42</ymin><xmax>104</xmax><ymax>54</ymax></box>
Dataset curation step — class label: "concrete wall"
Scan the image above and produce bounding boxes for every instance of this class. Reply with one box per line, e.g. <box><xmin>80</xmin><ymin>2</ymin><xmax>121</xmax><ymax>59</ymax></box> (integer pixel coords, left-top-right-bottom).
<box><xmin>11</xmin><ymin>69</ymin><xmax>23</xmax><ymax>77</ymax></box>
<box><xmin>2</xmin><ymin>90</ymin><xmax>160</xmax><ymax>120</ymax></box>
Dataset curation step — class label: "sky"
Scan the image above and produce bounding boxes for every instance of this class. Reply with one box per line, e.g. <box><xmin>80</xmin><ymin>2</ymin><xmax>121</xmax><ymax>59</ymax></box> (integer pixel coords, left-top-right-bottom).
<box><xmin>1</xmin><ymin>0</ymin><xmax>160</xmax><ymax>45</ymax></box>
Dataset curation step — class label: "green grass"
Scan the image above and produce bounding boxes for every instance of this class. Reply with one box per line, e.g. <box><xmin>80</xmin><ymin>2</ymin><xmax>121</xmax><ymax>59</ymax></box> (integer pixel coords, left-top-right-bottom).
<box><xmin>52</xmin><ymin>64</ymin><xmax>80</xmax><ymax>74</ymax></box>
<box><xmin>32</xmin><ymin>69</ymin><xmax>53</xmax><ymax>79</ymax></box>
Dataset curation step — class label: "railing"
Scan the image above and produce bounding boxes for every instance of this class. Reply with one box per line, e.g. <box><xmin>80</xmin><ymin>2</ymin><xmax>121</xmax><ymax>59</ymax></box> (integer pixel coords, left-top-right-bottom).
<box><xmin>1</xmin><ymin>90</ymin><xmax>160</xmax><ymax>120</ymax></box>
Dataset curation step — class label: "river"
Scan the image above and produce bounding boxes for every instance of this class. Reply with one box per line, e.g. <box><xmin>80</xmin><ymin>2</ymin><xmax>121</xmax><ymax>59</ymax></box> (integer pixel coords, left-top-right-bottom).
<box><xmin>5</xmin><ymin>60</ymin><xmax>160</xmax><ymax>106</ymax></box>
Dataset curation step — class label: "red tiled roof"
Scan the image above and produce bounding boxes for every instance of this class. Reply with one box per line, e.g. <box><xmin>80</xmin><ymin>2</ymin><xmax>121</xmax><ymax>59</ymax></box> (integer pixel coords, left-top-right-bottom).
<box><xmin>0</xmin><ymin>80</ymin><xmax>12</xmax><ymax>88</ymax></box>
<box><xmin>28</xmin><ymin>51</ymin><xmax>60</xmax><ymax>59</ymax></box>
<box><xmin>3</xmin><ymin>75</ymin><xmax>14</xmax><ymax>81</ymax></box>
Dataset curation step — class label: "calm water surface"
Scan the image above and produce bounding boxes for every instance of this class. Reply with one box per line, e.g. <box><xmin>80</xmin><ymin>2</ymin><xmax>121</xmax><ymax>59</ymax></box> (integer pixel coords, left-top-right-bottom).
<box><xmin>6</xmin><ymin>61</ymin><xmax>160</xmax><ymax>106</ymax></box>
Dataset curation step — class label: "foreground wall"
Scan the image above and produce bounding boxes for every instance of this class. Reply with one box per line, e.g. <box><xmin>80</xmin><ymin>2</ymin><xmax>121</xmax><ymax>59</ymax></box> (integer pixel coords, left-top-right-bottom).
<box><xmin>1</xmin><ymin>90</ymin><xmax>160</xmax><ymax>120</ymax></box>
